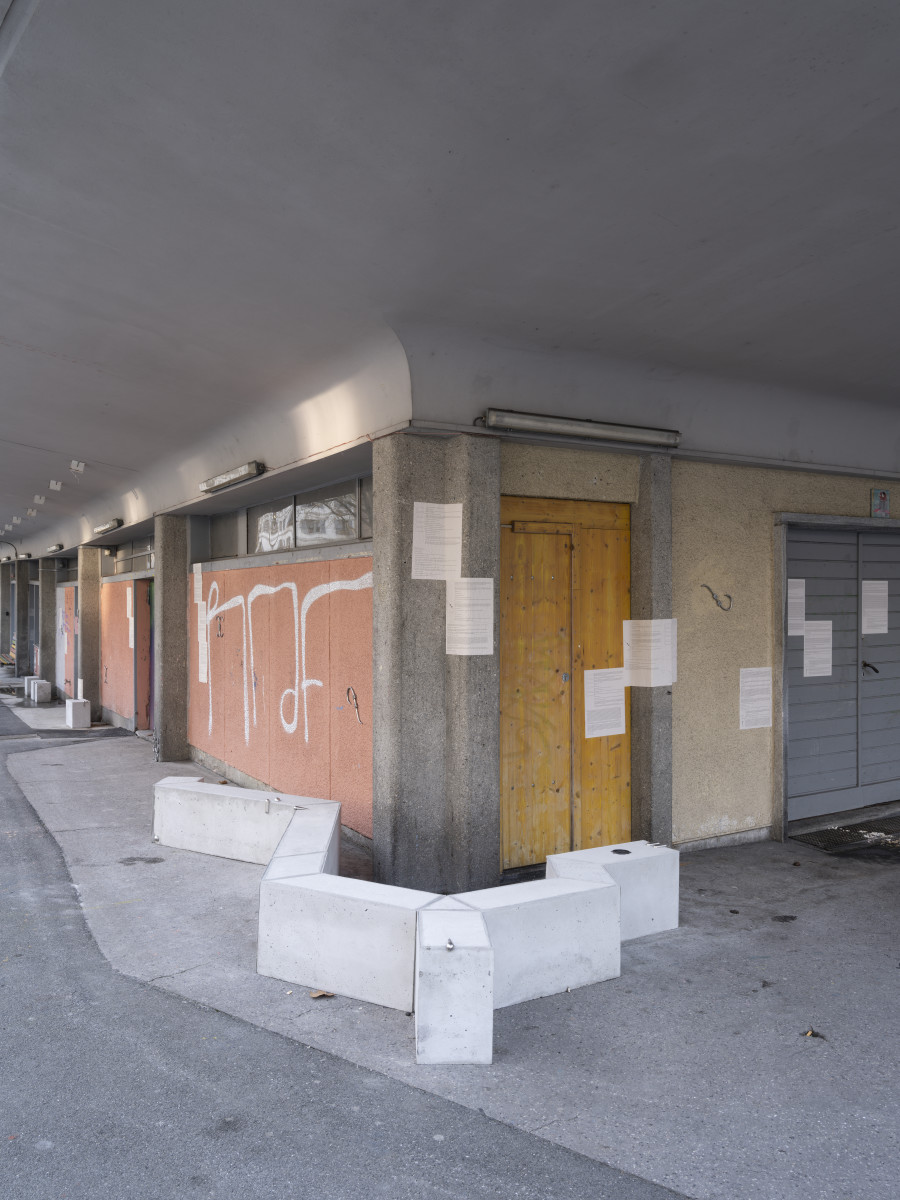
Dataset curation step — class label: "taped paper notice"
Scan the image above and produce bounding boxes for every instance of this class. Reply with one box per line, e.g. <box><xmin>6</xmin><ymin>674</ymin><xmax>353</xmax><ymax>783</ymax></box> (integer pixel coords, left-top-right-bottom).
<box><xmin>77</xmin><ymin>678</ymin><xmax>83</xmax><ymax>700</ymax></box>
<box><xmin>128</xmin><ymin>617</ymin><xmax>134</xmax><ymax>649</ymax></box>
<box><xmin>193</xmin><ymin>562</ymin><xmax>203</xmax><ymax>604</ymax></box>
<box><xmin>740</xmin><ymin>668</ymin><xmax>772</xmax><ymax>730</ymax></box>
<box><xmin>446</xmin><ymin>578</ymin><xmax>493</xmax><ymax>655</ymax></box>
<box><xmin>623</xmin><ymin>619</ymin><xmax>677</xmax><ymax>687</ymax></box>
<box><xmin>197</xmin><ymin>601</ymin><xmax>208</xmax><ymax>683</ymax></box>
<box><xmin>125</xmin><ymin>587</ymin><xmax>132</xmax><ymax>618</ymax></box>
<box><xmin>412</xmin><ymin>502</ymin><xmax>462</xmax><ymax>580</ymax></box>
<box><xmin>584</xmin><ymin>668</ymin><xmax>626</xmax><ymax>738</ymax></box>
<box><xmin>861</xmin><ymin>580</ymin><xmax>888</xmax><ymax>636</ymax></box>
<box><xmin>787</xmin><ymin>579</ymin><xmax>805</xmax><ymax>636</ymax></box>
<box><xmin>803</xmin><ymin>621</ymin><xmax>832</xmax><ymax>677</ymax></box>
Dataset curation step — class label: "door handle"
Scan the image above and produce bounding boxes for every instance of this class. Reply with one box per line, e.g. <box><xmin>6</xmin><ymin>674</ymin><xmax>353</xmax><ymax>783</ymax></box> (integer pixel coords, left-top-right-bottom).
<box><xmin>861</xmin><ymin>661</ymin><xmax>880</xmax><ymax>674</ymax></box>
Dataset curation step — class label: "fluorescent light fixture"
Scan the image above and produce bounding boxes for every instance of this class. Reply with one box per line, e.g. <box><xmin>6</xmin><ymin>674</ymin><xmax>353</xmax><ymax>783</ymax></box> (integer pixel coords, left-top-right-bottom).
<box><xmin>46</xmin><ymin>543</ymin><xmax>63</xmax><ymax>553</ymax></box>
<box><xmin>199</xmin><ymin>460</ymin><xmax>265</xmax><ymax>494</ymax></box>
<box><xmin>93</xmin><ymin>518</ymin><xmax>123</xmax><ymax>535</ymax></box>
<box><xmin>19</xmin><ymin>553</ymin><xmax>31</xmax><ymax>559</ymax></box>
<box><xmin>49</xmin><ymin>480</ymin><xmax>62</xmax><ymax>491</ymax></box>
<box><xmin>483</xmin><ymin>408</ymin><xmax>681</xmax><ymax>448</ymax></box>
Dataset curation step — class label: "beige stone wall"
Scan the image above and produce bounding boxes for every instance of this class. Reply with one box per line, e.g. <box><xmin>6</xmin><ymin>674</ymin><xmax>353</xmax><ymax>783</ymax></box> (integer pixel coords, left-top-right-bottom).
<box><xmin>672</xmin><ymin>461</ymin><xmax>893</xmax><ymax>845</ymax></box>
<box><xmin>500</xmin><ymin>443</ymin><xmax>640</xmax><ymax>502</ymax></box>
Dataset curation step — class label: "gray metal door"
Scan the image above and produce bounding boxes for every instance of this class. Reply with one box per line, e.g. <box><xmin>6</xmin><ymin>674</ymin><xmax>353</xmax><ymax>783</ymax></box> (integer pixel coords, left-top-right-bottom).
<box><xmin>786</xmin><ymin>528</ymin><xmax>900</xmax><ymax>820</ymax></box>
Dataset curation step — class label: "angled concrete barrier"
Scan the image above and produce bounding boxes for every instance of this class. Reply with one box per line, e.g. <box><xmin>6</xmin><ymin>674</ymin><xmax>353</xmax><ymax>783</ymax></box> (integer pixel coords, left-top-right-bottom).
<box><xmin>65</xmin><ymin>698</ymin><xmax>90</xmax><ymax>729</ymax></box>
<box><xmin>32</xmin><ymin>680</ymin><xmax>52</xmax><ymax>703</ymax></box>
<box><xmin>415</xmin><ymin>898</ymin><xmax>494</xmax><ymax>1064</ymax></box>
<box><xmin>152</xmin><ymin>777</ymin><xmax>338</xmax><ymax>866</ymax></box>
<box><xmin>454</xmin><ymin>875</ymin><xmax>621</xmax><ymax>1008</ymax></box>
<box><xmin>258</xmin><ymin>873</ymin><xmax>438</xmax><ymax>1011</ymax></box>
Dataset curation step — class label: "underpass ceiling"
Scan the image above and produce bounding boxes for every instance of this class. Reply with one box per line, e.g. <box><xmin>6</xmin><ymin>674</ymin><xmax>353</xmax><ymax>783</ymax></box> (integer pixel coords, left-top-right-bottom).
<box><xmin>1</xmin><ymin>0</ymin><xmax>899</xmax><ymax>544</ymax></box>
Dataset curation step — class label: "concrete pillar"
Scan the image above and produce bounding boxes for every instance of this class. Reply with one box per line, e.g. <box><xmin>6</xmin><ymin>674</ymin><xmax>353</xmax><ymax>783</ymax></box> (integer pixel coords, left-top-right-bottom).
<box><xmin>77</xmin><ymin>547</ymin><xmax>101</xmax><ymax>719</ymax></box>
<box><xmin>0</xmin><ymin>562</ymin><xmax>10</xmax><ymax>655</ymax></box>
<box><xmin>373</xmin><ymin>432</ymin><xmax>500</xmax><ymax>893</ymax></box>
<box><xmin>38</xmin><ymin>560</ymin><xmax>57</xmax><ymax>691</ymax></box>
<box><xmin>630</xmin><ymin>453</ymin><xmax>674</xmax><ymax>846</ymax></box>
<box><xmin>14</xmin><ymin>561</ymin><xmax>30</xmax><ymax>677</ymax></box>
<box><xmin>153</xmin><ymin>514</ymin><xmax>189</xmax><ymax>762</ymax></box>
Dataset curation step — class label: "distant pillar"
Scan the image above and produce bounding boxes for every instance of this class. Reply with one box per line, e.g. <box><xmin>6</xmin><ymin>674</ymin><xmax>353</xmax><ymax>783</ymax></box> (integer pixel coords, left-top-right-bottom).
<box><xmin>630</xmin><ymin>453</ymin><xmax>673</xmax><ymax>846</ymax></box>
<box><xmin>153</xmin><ymin>514</ymin><xmax>189</xmax><ymax>762</ymax></box>
<box><xmin>372</xmin><ymin>432</ymin><xmax>501</xmax><ymax>893</ymax></box>
<box><xmin>14</xmin><ymin>561</ymin><xmax>30</xmax><ymax>677</ymax></box>
<box><xmin>77</xmin><ymin>547</ymin><xmax>101</xmax><ymax>720</ymax></box>
<box><xmin>38</xmin><ymin>559</ymin><xmax>58</xmax><ymax>691</ymax></box>
<box><xmin>0</xmin><ymin>562</ymin><xmax>10</xmax><ymax>656</ymax></box>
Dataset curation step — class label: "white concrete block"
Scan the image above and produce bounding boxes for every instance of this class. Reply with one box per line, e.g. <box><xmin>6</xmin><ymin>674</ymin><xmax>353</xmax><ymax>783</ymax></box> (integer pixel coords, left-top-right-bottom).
<box><xmin>23</xmin><ymin>675</ymin><xmax>39</xmax><ymax>700</ymax></box>
<box><xmin>65</xmin><ymin>698</ymin><xmax>91</xmax><ymax>729</ymax></box>
<box><xmin>268</xmin><ymin>804</ymin><xmax>341</xmax><ymax>875</ymax></box>
<box><xmin>415</xmin><ymin>899</ymin><xmax>493</xmax><ymax>1065</ymax></box>
<box><xmin>454</xmin><ymin>876</ymin><xmax>620</xmax><ymax>1008</ymax></box>
<box><xmin>32</xmin><ymin>680</ymin><xmax>52</xmax><ymax>703</ymax></box>
<box><xmin>152</xmin><ymin>776</ymin><xmax>339</xmax><ymax>865</ymax></box>
<box><xmin>258</xmin><ymin>873</ymin><xmax>438</xmax><ymax>1010</ymax></box>
<box><xmin>546</xmin><ymin>840</ymin><xmax>679</xmax><ymax>941</ymax></box>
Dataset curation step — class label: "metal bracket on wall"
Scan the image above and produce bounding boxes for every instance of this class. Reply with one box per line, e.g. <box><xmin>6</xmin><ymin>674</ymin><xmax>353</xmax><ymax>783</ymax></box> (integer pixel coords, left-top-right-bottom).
<box><xmin>700</xmin><ymin>584</ymin><xmax>733</xmax><ymax>611</ymax></box>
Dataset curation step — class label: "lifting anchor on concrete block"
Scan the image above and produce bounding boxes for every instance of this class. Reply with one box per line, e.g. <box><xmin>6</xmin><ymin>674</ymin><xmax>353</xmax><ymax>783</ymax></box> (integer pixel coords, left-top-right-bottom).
<box><xmin>700</xmin><ymin>584</ymin><xmax>732</xmax><ymax>611</ymax></box>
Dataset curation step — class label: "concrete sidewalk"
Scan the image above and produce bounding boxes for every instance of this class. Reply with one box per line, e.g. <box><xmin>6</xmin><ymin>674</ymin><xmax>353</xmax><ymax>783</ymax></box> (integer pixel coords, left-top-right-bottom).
<box><xmin>8</xmin><ymin>733</ymin><xmax>899</xmax><ymax>1200</ymax></box>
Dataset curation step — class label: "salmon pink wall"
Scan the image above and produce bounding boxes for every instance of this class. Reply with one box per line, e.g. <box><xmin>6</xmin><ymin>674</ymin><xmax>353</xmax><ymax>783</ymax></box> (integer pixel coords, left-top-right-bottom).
<box><xmin>62</xmin><ymin>587</ymin><xmax>76</xmax><ymax>698</ymax></box>
<box><xmin>100</xmin><ymin>581</ymin><xmax>134</xmax><ymax>722</ymax></box>
<box><xmin>188</xmin><ymin>557</ymin><xmax>373</xmax><ymax>837</ymax></box>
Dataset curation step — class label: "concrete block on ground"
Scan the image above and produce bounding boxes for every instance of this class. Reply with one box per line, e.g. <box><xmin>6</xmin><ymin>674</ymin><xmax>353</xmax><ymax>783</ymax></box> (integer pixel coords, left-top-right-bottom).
<box><xmin>546</xmin><ymin>840</ymin><xmax>679</xmax><ymax>941</ymax></box>
<box><xmin>152</xmin><ymin>776</ymin><xmax>339</xmax><ymax>865</ymax></box>
<box><xmin>32</xmin><ymin>680</ymin><xmax>52</xmax><ymax>703</ymax></box>
<box><xmin>23</xmin><ymin>675</ymin><xmax>39</xmax><ymax>700</ymax></box>
<box><xmin>267</xmin><ymin>804</ymin><xmax>341</xmax><ymax>876</ymax></box>
<box><xmin>415</xmin><ymin>898</ymin><xmax>493</xmax><ymax>1065</ymax></box>
<box><xmin>65</xmin><ymin>698</ymin><xmax>91</xmax><ymax>729</ymax></box>
<box><xmin>454</xmin><ymin>876</ymin><xmax>620</xmax><ymax>1008</ymax></box>
<box><xmin>258</xmin><ymin>873</ymin><xmax>438</xmax><ymax>1011</ymax></box>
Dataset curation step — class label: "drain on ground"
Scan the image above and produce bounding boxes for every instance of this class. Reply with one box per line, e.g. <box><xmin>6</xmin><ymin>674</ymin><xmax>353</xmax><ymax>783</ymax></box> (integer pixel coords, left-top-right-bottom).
<box><xmin>791</xmin><ymin>815</ymin><xmax>900</xmax><ymax>855</ymax></box>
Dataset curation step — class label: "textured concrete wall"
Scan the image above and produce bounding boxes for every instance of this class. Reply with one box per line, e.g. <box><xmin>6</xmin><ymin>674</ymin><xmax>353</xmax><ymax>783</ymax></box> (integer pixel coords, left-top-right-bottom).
<box><xmin>38</xmin><ymin>561</ymin><xmax>57</xmax><ymax>693</ymax></box>
<box><xmin>76</xmin><ymin>548</ymin><xmax>101</xmax><ymax>718</ymax></box>
<box><xmin>0</xmin><ymin>563</ymin><xmax>11</xmax><ymax>655</ymax></box>
<box><xmin>499</xmin><ymin>444</ymin><xmax>640</xmax><ymax>502</ymax></box>
<box><xmin>154</xmin><ymin>515</ymin><xmax>189</xmax><ymax>761</ymax></box>
<box><xmin>188</xmin><ymin>557</ymin><xmax>373</xmax><ymax>837</ymax></box>
<box><xmin>672</xmin><ymin>461</ymin><xmax>894</xmax><ymax>845</ymax></box>
<box><xmin>373</xmin><ymin>432</ymin><xmax>500</xmax><ymax>892</ymax></box>
<box><xmin>14</xmin><ymin>563</ymin><xmax>30</xmax><ymax>676</ymax></box>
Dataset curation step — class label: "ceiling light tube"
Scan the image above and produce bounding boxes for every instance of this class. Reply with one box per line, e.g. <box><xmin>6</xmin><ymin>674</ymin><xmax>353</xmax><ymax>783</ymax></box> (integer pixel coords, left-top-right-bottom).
<box><xmin>483</xmin><ymin>408</ymin><xmax>680</xmax><ymax>447</ymax></box>
<box><xmin>93</xmin><ymin>518</ymin><xmax>123</xmax><ymax>535</ymax></box>
<box><xmin>199</xmin><ymin>460</ymin><xmax>265</xmax><ymax>494</ymax></box>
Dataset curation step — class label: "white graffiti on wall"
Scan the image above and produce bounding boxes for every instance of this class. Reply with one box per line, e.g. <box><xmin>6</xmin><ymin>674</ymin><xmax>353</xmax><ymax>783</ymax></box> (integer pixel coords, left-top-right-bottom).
<box><xmin>199</xmin><ymin>572</ymin><xmax>373</xmax><ymax>744</ymax></box>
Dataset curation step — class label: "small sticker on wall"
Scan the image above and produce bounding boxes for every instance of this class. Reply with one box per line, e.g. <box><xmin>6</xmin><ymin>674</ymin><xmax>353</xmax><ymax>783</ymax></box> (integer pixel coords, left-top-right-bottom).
<box><xmin>739</xmin><ymin>668</ymin><xmax>772</xmax><ymax>730</ymax></box>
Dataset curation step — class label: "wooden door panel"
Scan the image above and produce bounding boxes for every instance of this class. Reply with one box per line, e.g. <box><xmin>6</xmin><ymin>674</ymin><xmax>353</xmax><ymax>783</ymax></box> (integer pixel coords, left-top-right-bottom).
<box><xmin>573</xmin><ymin>526</ymin><xmax>631</xmax><ymax>848</ymax></box>
<box><xmin>500</xmin><ymin>528</ymin><xmax>573</xmax><ymax>869</ymax></box>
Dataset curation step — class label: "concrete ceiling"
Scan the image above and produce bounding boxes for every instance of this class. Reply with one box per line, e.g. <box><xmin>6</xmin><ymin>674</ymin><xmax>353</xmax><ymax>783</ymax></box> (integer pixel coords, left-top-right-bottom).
<box><xmin>2</xmin><ymin>0</ymin><xmax>899</xmax><ymax>545</ymax></box>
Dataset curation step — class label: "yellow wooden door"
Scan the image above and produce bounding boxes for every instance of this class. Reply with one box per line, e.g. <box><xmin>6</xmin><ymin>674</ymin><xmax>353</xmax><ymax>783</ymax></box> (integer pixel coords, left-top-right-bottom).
<box><xmin>500</xmin><ymin>496</ymin><xmax>631</xmax><ymax>869</ymax></box>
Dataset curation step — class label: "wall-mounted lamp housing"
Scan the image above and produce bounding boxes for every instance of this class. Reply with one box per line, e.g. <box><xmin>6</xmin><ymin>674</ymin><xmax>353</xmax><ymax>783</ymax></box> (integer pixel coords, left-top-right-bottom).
<box><xmin>46</xmin><ymin>544</ymin><xmax>63</xmax><ymax>554</ymax></box>
<box><xmin>19</xmin><ymin>552</ymin><xmax>31</xmax><ymax>559</ymax></box>
<box><xmin>482</xmin><ymin>408</ymin><xmax>681</xmax><ymax>448</ymax></box>
<box><xmin>93</xmin><ymin>518</ymin><xmax>123</xmax><ymax>535</ymax></box>
<box><xmin>0</xmin><ymin>556</ymin><xmax>10</xmax><ymax>563</ymax></box>
<box><xmin>199</xmin><ymin>460</ymin><xmax>265</xmax><ymax>494</ymax></box>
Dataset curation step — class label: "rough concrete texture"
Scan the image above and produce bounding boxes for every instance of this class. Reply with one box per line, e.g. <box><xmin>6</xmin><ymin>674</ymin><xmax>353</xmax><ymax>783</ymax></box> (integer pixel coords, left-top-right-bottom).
<box><xmin>9</xmin><ymin>735</ymin><xmax>898</xmax><ymax>1200</ymax></box>
<box><xmin>499</xmin><ymin>442</ymin><xmax>640</xmax><ymax>503</ymax></box>
<box><xmin>373</xmin><ymin>432</ymin><xmax>500</xmax><ymax>892</ymax></box>
<box><xmin>671</xmin><ymin>461</ymin><xmax>897</xmax><ymax>845</ymax></box>
<box><xmin>0</xmin><ymin>561</ymin><xmax>10</xmax><ymax>654</ymax></box>
<box><xmin>38</xmin><ymin>561</ymin><xmax>57</xmax><ymax>693</ymax></box>
<box><xmin>631</xmin><ymin>453</ymin><xmax>674</xmax><ymax>844</ymax></box>
<box><xmin>14</xmin><ymin>562</ymin><xmax>30</xmax><ymax>677</ymax></box>
<box><xmin>153</xmin><ymin>514</ymin><xmax>189</xmax><ymax>762</ymax></box>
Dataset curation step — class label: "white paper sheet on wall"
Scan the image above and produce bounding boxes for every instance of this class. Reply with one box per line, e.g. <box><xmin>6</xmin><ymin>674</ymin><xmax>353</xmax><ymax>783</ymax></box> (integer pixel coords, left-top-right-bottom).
<box><xmin>861</xmin><ymin>580</ymin><xmax>889</xmax><ymax>635</ymax></box>
<box><xmin>412</xmin><ymin>502</ymin><xmax>463</xmax><ymax>580</ymax></box>
<box><xmin>193</xmin><ymin>562</ymin><xmax>203</xmax><ymax>604</ymax></box>
<box><xmin>623</xmin><ymin>619</ymin><xmax>677</xmax><ymax>687</ymax></box>
<box><xmin>446</xmin><ymin>578</ymin><xmax>493</xmax><ymax>655</ymax></box>
<box><xmin>787</xmin><ymin>579</ymin><xmax>805</xmax><ymax>636</ymax></box>
<box><xmin>126</xmin><ymin>587</ymin><xmax>132</xmax><ymax>618</ymax></box>
<box><xmin>77</xmin><ymin>678</ymin><xmax>83</xmax><ymax>700</ymax></box>
<box><xmin>584</xmin><ymin>667</ymin><xmax>626</xmax><ymax>738</ymax></box>
<box><xmin>739</xmin><ymin>668</ymin><xmax>772</xmax><ymax>730</ymax></box>
<box><xmin>128</xmin><ymin>617</ymin><xmax>134</xmax><ymax>649</ymax></box>
<box><xmin>197</xmin><ymin>600</ymin><xmax>208</xmax><ymax>683</ymax></box>
<box><xmin>803</xmin><ymin>621</ymin><xmax>832</xmax><ymax>677</ymax></box>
